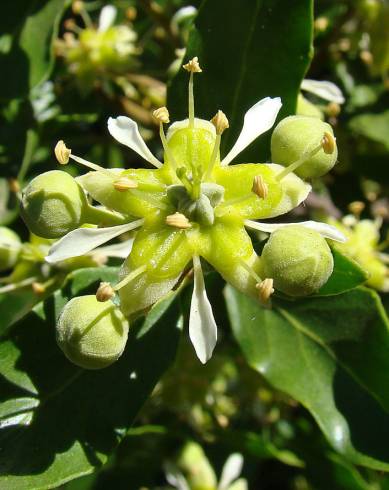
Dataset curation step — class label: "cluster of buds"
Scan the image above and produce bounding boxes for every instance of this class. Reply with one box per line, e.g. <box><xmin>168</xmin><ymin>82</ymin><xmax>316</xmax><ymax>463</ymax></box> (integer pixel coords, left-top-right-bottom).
<box><xmin>20</xmin><ymin>57</ymin><xmax>345</xmax><ymax>368</ymax></box>
<box><xmin>56</xmin><ymin>3</ymin><xmax>139</xmax><ymax>89</ymax></box>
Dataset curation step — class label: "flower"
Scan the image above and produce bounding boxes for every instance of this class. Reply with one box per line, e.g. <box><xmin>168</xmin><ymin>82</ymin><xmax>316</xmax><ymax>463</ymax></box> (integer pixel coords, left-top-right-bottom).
<box><xmin>37</xmin><ymin>57</ymin><xmax>345</xmax><ymax>364</ymax></box>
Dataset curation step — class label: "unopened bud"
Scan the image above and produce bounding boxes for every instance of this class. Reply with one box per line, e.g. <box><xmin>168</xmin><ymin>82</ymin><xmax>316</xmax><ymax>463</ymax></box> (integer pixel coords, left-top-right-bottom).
<box><xmin>153</xmin><ymin>106</ymin><xmax>170</xmax><ymax>124</ymax></box>
<box><xmin>211</xmin><ymin>110</ymin><xmax>229</xmax><ymax>135</ymax></box>
<box><xmin>55</xmin><ymin>140</ymin><xmax>71</xmax><ymax>165</ymax></box>
<box><xmin>126</xmin><ymin>6</ymin><xmax>137</xmax><ymax>20</ymax></box>
<box><xmin>251</xmin><ymin>175</ymin><xmax>268</xmax><ymax>199</ymax></box>
<box><xmin>322</xmin><ymin>132</ymin><xmax>336</xmax><ymax>154</ymax></box>
<box><xmin>113</xmin><ymin>177</ymin><xmax>138</xmax><ymax>191</ymax></box>
<box><xmin>166</xmin><ymin>212</ymin><xmax>191</xmax><ymax>229</ymax></box>
<box><xmin>256</xmin><ymin>278</ymin><xmax>274</xmax><ymax>303</ymax></box>
<box><xmin>96</xmin><ymin>282</ymin><xmax>115</xmax><ymax>302</ymax></box>
<box><xmin>183</xmin><ymin>56</ymin><xmax>202</xmax><ymax>73</ymax></box>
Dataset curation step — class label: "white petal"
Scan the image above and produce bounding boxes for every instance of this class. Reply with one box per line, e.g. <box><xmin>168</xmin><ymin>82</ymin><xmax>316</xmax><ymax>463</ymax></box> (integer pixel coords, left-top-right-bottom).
<box><xmin>221</xmin><ymin>97</ymin><xmax>282</xmax><ymax>166</ymax></box>
<box><xmin>92</xmin><ymin>239</ymin><xmax>134</xmax><ymax>259</ymax></box>
<box><xmin>244</xmin><ymin>220</ymin><xmax>346</xmax><ymax>243</ymax></box>
<box><xmin>107</xmin><ymin>116</ymin><xmax>162</xmax><ymax>168</ymax></box>
<box><xmin>189</xmin><ymin>256</ymin><xmax>217</xmax><ymax>364</ymax></box>
<box><xmin>164</xmin><ymin>464</ymin><xmax>190</xmax><ymax>490</ymax></box>
<box><xmin>46</xmin><ymin>220</ymin><xmax>143</xmax><ymax>263</ymax></box>
<box><xmin>98</xmin><ymin>5</ymin><xmax>117</xmax><ymax>32</ymax></box>
<box><xmin>301</xmin><ymin>79</ymin><xmax>345</xmax><ymax>104</ymax></box>
<box><xmin>218</xmin><ymin>454</ymin><xmax>244</xmax><ymax>490</ymax></box>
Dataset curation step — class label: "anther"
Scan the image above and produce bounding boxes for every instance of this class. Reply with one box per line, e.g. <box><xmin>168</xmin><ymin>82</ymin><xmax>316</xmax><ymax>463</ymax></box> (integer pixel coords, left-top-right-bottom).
<box><xmin>72</xmin><ymin>1</ymin><xmax>84</xmax><ymax>14</ymax></box>
<box><xmin>96</xmin><ymin>282</ymin><xmax>115</xmax><ymax>302</ymax></box>
<box><xmin>256</xmin><ymin>278</ymin><xmax>275</xmax><ymax>303</ymax></box>
<box><xmin>322</xmin><ymin>132</ymin><xmax>336</xmax><ymax>154</ymax></box>
<box><xmin>166</xmin><ymin>212</ymin><xmax>191</xmax><ymax>229</ymax></box>
<box><xmin>113</xmin><ymin>177</ymin><xmax>138</xmax><ymax>191</ymax></box>
<box><xmin>348</xmin><ymin>201</ymin><xmax>365</xmax><ymax>217</ymax></box>
<box><xmin>211</xmin><ymin>110</ymin><xmax>229</xmax><ymax>135</ymax></box>
<box><xmin>55</xmin><ymin>140</ymin><xmax>71</xmax><ymax>165</ymax></box>
<box><xmin>252</xmin><ymin>175</ymin><xmax>268</xmax><ymax>199</ymax></box>
<box><xmin>153</xmin><ymin>106</ymin><xmax>170</xmax><ymax>124</ymax></box>
<box><xmin>8</xmin><ymin>178</ymin><xmax>20</xmax><ymax>194</ymax></box>
<box><xmin>183</xmin><ymin>56</ymin><xmax>202</xmax><ymax>73</ymax></box>
<box><xmin>32</xmin><ymin>282</ymin><xmax>46</xmax><ymax>295</ymax></box>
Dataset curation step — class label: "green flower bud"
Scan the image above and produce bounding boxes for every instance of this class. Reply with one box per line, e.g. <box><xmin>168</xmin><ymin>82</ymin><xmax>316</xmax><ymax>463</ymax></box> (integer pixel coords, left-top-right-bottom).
<box><xmin>261</xmin><ymin>226</ymin><xmax>334</xmax><ymax>296</ymax></box>
<box><xmin>56</xmin><ymin>295</ymin><xmax>129</xmax><ymax>369</ymax></box>
<box><xmin>271</xmin><ymin>115</ymin><xmax>338</xmax><ymax>179</ymax></box>
<box><xmin>0</xmin><ymin>226</ymin><xmax>22</xmax><ymax>272</ymax></box>
<box><xmin>21</xmin><ymin>170</ymin><xmax>88</xmax><ymax>239</ymax></box>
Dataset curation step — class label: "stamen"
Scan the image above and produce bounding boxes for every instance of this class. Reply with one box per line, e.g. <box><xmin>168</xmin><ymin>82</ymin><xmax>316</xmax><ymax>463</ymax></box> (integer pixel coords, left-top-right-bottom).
<box><xmin>153</xmin><ymin>107</ymin><xmax>179</xmax><ymax>171</ymax></box>
<box><xmin>113</xmin><ymin>177</ymin><xmax>138</xmax><ymax>191</ymax></box>
<box><xmin>0</xmin><ymin>276</ymin><xmax>38</xmax><ymax>294</ymax></box>
<box><xmin>239</xmin><ymin>259</ymin><xmax>262</xmax><ymax>283</ymax></box>
<box><xmin>54</xmin><ymin>140</ymin><xmax>114</xmax><ymax>178</ymax></box>
<box><xmin>96</xmin><ymin>282</ymin><xmax>115</xmax><ymax>302</ymax></box>
<box><xmin>32</xmin><ymin>282</ymin><xmax>46</xmax><ymax>295</ymax></box>
<box><xmin>113</xmin><ymin>264</ymin><xmax>147</xmax><ymax>291</ymax></box>
<box><xmin>256</xmin><ymin>278</ymin><xmax>275</xmax><ymax>304</ymax></box>
<box><xmin>275</xmin><ymin>140</ymin><xmax>324</xmax><ymax>181</ymax></box>
<box><xmin>8</xmin><ymin>178</ymin><xmax>20</xmax><ymax>194</ymax></box>
<box><xmin>72</xmin><ymin>1</ymin><xmax>93</xmax><ymax>27</ymax></box>
<box><xmin>204</xmin><ymin>111</ymin><xmax>229</xmax><ymax>180</ymax></box>
<box><xmin>183</xmin><ymin>57</ymin><xmax>202</xmax><ymax>129</ymax></box>
<box><xmin>166</xmin><ymin>212</ymin><xmax>192</xmax><ymax>229</ymax></box>
<box><xmin>251</xmin><ymin>175</ymin><xmax>268</xmax><ymax>199</ymax></box>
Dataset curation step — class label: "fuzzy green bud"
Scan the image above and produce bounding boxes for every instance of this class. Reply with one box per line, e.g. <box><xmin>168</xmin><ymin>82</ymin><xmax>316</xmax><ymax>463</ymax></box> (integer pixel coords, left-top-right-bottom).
<box><xmin>271</xmin><ymin>115</ymin><xmax>338</xmax><ymax>179</ymax></box>
<box><xmin>56</xmin><ymin>295</ymin><xmax>129</xmax><ymax>370</ymax></box>
<box><xmin>21</xmin><ymin>170</ymin><xmax>88</xmax><ymax>239</ymax></box>
<box><xmin>261</xmin><ymin>226</ymin><xmax>334</xmax><ymax>296</ymax></box>
<box><xmin>0</xmin><ymin>227</ymin><xmax>22</xmax><ymax>272</ymax></box>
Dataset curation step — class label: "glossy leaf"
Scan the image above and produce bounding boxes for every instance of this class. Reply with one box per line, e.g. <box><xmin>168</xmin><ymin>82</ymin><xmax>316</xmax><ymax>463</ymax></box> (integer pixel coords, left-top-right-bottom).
<box><xmin>0</xmin><ymin>0</ymin><xmax>66</xmax><ymax>100</ymax></box>
<box><xmin>0</xmin><ymin>288</ymin><xmax>182</xmax><ymax>489</ymax></box>
<box><xmin>226</xmin><ymin>285</ymin><xmax>389</xmax><ymax>470</ymax></box>
<box><xmin>168</xmin><ymin>0</ymin><xmax>313</xmax><ymax>162</ymax></box>
<box><xmin>315</xmin><ymin>247</ymin><xmax>368</xmax><ymax>296</ymax></box>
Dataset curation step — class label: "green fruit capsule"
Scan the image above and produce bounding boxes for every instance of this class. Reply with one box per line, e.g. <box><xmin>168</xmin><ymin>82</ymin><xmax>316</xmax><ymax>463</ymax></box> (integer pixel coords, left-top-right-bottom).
<box><xmin>0</xmin><ymin>226</ymin><xmax>22</xmax><ymax>271</ymax></box>
<box><xmin>21</xmin><ymin>170</ymin><xmax>88</xmax><ymax>239</ymax></box>
<box><xmin>271</xmin><ymin>115</ymin><xmax>338</xmax><ymax>179</ymax></box>
<box><xmin>261</xmin><ymin>225</ymin><xmax>334</xmax><ymax>297</ymax></box>
<box><xmin>56</xmin><ymin>295</ymin><xmax>129</xmax><ymax>369</ymax></box>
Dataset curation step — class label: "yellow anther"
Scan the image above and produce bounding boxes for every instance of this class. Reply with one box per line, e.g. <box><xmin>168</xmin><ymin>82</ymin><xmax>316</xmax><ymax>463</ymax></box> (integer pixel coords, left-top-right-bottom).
<box><xmin>8</xmin><ymin>178</ymin><xmax>20</xmax><ymax>194</ymax></box>
<box><xmin>153</xmin><ymin>106</ymin><xmax>170</xmax><ymax>124</ymax></box>
<box><xmin>32</xmin><ymin>282</ymin><xmax>45</xmax><ymax>295</ymax></box>
<box><xmin>55</xmin><ymin>140</ymin><xmax>71</xmax><ymax>165</ymax></box>
<box><xmin>211</xmin><ymin>110</ymin><xmax>229</xmax><ymax>135</ymax></box>
<box><xmin>113</xmin><ymin>177</ymin><xmax>138</xmax><ymax>191</ymax></box>
<box><xmin>322</xmin><ymin>132</ymin><xmax>336</xmax><ymax>154</ymax></box>
<box><xmin>166</xmin><ymin>212</ymin><xmax>191</xmax><ymax>229</ymax></box>
<box><xmin>348</xmin><ymin>201</ymin><xmax>365</xmax><ymax>217</ymax></box>
<box><xmin>64</xmin><ymin>18</ymin><xmax>77</xmax><ymax>31</ymax></box>
<box><xmin>251</xmin><ymin>175</ymin><xmax>268</xmax><ymax>199</ymax></box>
<box><xmin>326</xmin><ymin>102</ymin><xmax>341</xmax><ymax>118</ymax></box>
<box><xmin>183</xmin><ymin>56</ymin><xmax>202</xmax><ymax>73</ymax></box>
<box><xmin>72</xmin><ymin>1</ymin><xmax>84</xmax><ymax>14</ymax></box>
<box><xmin>256</xmin><ymin>278</ymin><xmax>275</xmax><ymax>303</ymax></box>
<box><xmin>126</xmin><ymin>6</ymin><xmax>137</xmax><ymax>21</ymax></box>
<box><xmin>314</xmin><ymin>16</ymin><xmax>329</xmax><ymax>32</ymax></box>
<box><xmin>360</xmin><ymin>50</ymin><xmax>373</xmax><ymax>65</ymax></box>
<box><xmin>96</xmin><ymin>282</ymin><xmax>115</xmax><ymax>302</ymax></box>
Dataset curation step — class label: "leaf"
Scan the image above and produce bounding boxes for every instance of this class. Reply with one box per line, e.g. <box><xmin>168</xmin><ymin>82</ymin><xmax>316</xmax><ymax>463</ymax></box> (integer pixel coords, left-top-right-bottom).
<box><xmin>0</xmin><ymin>0</ymin><xmax>66</xmax><ymax>101</ymax></box>
<box><xmin>226</xmin><ymin>285</ymin><xmax>389</xmax><ymax>470</ymax></box>
<box><xmin>168</xmin><ymin>0</ymin><xmax>313</xmax><ymax>162</ymax></box>
<box><xmin>349</xmin><ymin>110</ymin><xmax>389</xmax><ymax>151</ymax></box>
<box><xmin>0</xmin><ymin>288</ymin><xmax>182</xmax><ymax>489</ymax></box>
<box><xmin>315</xmin><ymin>247</ymin><xmax>368</xmax><ymax>296</ymax></box>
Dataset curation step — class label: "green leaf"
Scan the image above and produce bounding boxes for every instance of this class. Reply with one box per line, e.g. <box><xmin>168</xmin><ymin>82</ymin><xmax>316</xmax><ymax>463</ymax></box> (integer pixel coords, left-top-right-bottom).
<box><xmin>226</xmin><ymin>285</ymin><xmax>389</xmax><ymax>470</ymax></box>
<box><xmin>0</xmin><ymin>0</ymin><xmax>66</xmax><ymax>101</ymax></box>
<box><xmin>168</xmin><ymin>0</ymin><xmax>313</xmax><ymax>162</ymax></box>
<box><xmin>349</xmin><ymin>110</ymin><xmax>389</xmax><ymax>151</ymax></box>
<box><xmin>315</xmin><ymin>247</ymin><xmax>368</xmax><ymax>296</ymax></box>
<box><xmin>0</xmin><ymin>289</ymin><xmax>182</xmax><ymax>489</ymax></box>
